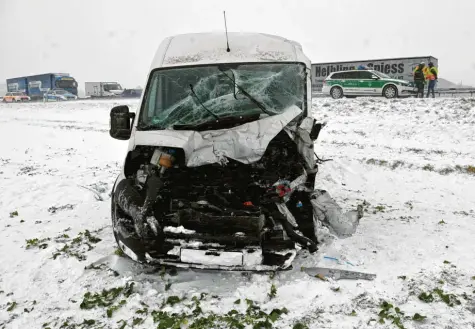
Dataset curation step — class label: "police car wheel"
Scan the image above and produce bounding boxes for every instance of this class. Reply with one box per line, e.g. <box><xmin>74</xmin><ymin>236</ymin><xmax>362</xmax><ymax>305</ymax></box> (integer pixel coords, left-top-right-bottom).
<box><xmin>383</xmin><ymin>85</ymin><xmax>398</xmax><ymax>99</ymax></box>
<box><xmin>331</xmin><ymin>87</ymin><xmax>343</xmax><ymax>99</ymax></box>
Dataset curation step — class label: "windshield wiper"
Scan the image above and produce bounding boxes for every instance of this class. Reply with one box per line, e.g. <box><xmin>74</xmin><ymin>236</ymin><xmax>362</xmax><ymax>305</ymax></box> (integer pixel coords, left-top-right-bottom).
<box><xmin>218</xmin><ymin>68</ymin><xmax>273</xmax><ymax>116</ymax></box>
<box><xmin>189</xmin><ymin>84</ymin><xmax>219</xmax><ymax>120</ymax></box>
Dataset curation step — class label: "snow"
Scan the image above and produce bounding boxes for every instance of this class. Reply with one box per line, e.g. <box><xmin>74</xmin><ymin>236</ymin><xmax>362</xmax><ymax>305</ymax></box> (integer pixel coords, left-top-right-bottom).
<box><xmin>1</xmin><ymin>98</ymin><xmax>475</xmax><ymax>328</ymax></box>
<box><xmin>151</xmin><ymin>32</ymin><xmax>310</xmax><ymax>69</ymax></box>
<box><xmin>163</xmin><ymin>226</ymin><xmax>196</xmax><ymax>235</ymax></box>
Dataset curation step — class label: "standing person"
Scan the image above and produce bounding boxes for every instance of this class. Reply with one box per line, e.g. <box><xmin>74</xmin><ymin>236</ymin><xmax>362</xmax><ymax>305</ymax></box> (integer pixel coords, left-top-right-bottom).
<box><xmin>413</xmin><ymin>62</ymin><xmax>426</xmax><ymax>98</ymax></box>
<box><xmin>426</xmin><ymin>62</ymin><xmax>438</xmax><ymax>98</ymax></box>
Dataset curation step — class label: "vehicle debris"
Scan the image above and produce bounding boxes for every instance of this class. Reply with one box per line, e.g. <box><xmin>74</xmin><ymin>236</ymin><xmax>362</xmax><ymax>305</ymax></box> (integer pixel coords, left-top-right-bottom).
<box><xmin>301</xmin><ymin>266</ymin><xmax>377</xmax><ymax>281</ymax></box>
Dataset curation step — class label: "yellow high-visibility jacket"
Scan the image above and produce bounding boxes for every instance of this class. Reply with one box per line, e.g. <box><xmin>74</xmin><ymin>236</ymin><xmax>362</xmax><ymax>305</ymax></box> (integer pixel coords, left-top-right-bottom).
<box><xmin>426</xmin><ymin>67</ymin><xmax>438</xmax><ymax>80</ymax></box>
<box><xmin>413</xmin><ymin>65</ymin><xmax>431</xmax><ymax>80</ymax></box>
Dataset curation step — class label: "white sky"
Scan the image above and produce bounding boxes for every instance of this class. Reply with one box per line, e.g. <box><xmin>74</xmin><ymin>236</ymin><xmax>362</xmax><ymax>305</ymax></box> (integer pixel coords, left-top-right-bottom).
<box><xmin>1</xmin><ymin>0</ymin><xmax>474</xmax><ymax>88</ymax></box>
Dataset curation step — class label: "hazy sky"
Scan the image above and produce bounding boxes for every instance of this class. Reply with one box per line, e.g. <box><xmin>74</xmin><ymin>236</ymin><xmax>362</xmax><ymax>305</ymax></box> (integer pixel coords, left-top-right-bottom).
<box><xmin>1</xmin><ymin>0</ymin><xmax>475</xmax><ymax>88</ymax></box>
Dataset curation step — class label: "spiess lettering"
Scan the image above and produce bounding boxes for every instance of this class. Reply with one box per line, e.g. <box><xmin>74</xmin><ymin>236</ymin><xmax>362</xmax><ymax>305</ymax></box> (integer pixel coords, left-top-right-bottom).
<box><xmin>314</xmin><ymin>63</ymin><xmax>405</xmax><ymax>78</ymax></box>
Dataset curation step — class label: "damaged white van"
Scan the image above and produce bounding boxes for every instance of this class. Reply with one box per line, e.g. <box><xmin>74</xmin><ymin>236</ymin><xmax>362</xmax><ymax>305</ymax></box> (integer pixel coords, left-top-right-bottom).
<box><xmin>109</xmin><ymin>32</ymin><xmax>361</xmax><ymax>271</ymax></box>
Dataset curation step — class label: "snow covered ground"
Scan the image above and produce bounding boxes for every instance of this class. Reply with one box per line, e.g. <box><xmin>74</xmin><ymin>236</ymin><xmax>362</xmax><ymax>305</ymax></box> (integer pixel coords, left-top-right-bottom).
<box><xmin>1</xmin><ymin>98</ymin><xmax>474</xmax><ymax>329</ymax></box>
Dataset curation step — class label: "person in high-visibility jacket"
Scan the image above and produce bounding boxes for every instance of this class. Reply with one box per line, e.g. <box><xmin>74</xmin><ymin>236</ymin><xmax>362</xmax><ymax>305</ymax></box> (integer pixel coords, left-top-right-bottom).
<box><xmin>413</xmin><ymin>62</ymin><xmax>431</xmax><ymax>80</ymax></box>
<box><xmin>413</xmin><ymin>62</ymin><xmax>427</xmax><ymax>98</ymax></box>
<box><xmin>426</xmin><ymin>62</ymin><xmax>438</xmax><ymax>98</ymax></box>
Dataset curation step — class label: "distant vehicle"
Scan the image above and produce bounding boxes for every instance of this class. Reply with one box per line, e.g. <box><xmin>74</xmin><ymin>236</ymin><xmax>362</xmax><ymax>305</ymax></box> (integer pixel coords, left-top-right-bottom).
<box><xmin>6</xmin><ymin>73</ymin><xmax>78</xmax><ymax>100</ymax></box>
<box><xmin>43</xmin><ymin>89</ymin><xmax>78</xmax><ymax>102</ymax></box>
<box><xmin>2</xmin><ymin>91</ymin><xmax>31</xmax><ymax>102</ymax></box>
<box><xmin>312</xmin><ymin>56</ymin><xmax>438</xmax><ymax>93</ymax></box>
<box><xmin>85</xmin><ymin>82</ymin><xmax>124</xmax><ymax>97</ymax></box>
<box><xmin>121</xmin><ymin>88</ymin><xmax>142</xmax><ymax>98</ymax></box>
<box><xmin>322</xmin><ymin>69</ymin><xmax>416</xmax><ymax>99</ymax></box>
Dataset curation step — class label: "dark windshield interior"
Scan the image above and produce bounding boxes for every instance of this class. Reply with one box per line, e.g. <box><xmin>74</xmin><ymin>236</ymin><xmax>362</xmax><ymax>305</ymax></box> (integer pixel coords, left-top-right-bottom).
<box><xmin>56</xmin><ymin>80</ymin><xmax>77</xmax><ymax>88</ymax></box>
<box><xmin>104</xmin><ymin>84</ymin><xmax>122</xmax><ymax>91</ymax></box>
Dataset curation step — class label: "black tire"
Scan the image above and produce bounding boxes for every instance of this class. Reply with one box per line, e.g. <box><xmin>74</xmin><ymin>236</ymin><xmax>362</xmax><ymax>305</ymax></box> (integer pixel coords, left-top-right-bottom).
<box><xmin>111</xmin><ymin>178</ymin><xmax>148</xmax><ymax>263</ymax></box>
<box><xmin>330</xmin><ymin>86</ymin><xmax>343</xmax><ymax>99</ymax></box>
<box><xmin>383</xmin><ymin>85</ymin><xmax>398</xmax><ymax>99</ymax></box>
<box><xmin>346</xmin><ymin>95</ymin><xmax>357</xmax><ymax>99</ymax></box>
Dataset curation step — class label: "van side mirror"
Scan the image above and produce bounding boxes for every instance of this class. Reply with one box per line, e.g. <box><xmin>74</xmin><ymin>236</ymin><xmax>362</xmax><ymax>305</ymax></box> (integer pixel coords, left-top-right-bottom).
<box><xmin>110</xmin><ymin>105</ymin><xmax>135</xmax><ymax>140</ymax></box>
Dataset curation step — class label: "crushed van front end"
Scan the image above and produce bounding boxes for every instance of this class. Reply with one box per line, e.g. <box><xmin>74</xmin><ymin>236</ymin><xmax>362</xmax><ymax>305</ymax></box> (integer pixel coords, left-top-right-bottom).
<box><xmin>111</xmin><ymin>116</ymin><xmax>322</xmax><ymax>271</ymax></box>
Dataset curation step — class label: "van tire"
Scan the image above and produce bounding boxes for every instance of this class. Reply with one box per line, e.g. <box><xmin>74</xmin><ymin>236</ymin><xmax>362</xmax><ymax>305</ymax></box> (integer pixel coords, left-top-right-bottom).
<box><xmin>330</xmin><ymin>87</ymin><xmax>343</xmax><ymax>99</ymax></box>
<box><xmin>383</xmin><ymin>85</ymin><xmax>398</xmax><ymax>99</ymax></box>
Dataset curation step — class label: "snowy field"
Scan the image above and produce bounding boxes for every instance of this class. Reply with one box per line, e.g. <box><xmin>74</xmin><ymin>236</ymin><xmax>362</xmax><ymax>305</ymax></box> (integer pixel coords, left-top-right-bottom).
<box><xmin>1</xmin><ymin>98</ymin><xmax>474</xmax><ymax>329</ymax></box>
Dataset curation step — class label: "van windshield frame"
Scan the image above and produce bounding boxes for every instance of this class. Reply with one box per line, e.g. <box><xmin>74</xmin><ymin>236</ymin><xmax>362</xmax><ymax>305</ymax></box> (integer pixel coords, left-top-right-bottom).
<box><xmin>137</xmin><ymin>62</ymin><xmax>308</xmax><ymax>130</ymax></box>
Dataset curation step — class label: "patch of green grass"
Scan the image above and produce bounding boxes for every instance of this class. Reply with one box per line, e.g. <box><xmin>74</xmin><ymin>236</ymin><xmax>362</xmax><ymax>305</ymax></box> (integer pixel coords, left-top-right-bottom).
<box><xmin>25</xmin><ymin>238</ymin><xmax>51</xmax><ymax>250</ymax></box>
<box><xmin>152</xmin><ymin>296</ymin><xmax>289</xmax><ymax>329</ymax></box>
<box><xmin>114</xmin><ymin>248</ymin><xmax>124</xmax><ymax>257</ymax></box>
<box><xmin>6</xmin><ymin>301</ymin><xmax>17</xmax><ymax>312</ymax></box>
<box><xmin>418</xmin><ymin>292</ymin><xmax>435</xmax><ymax>303</ymax></box>
<box><xmin>293</xmin><ymin>323</ymin><xmax>309</xmax><ymax>329</ymax></box>
<box><xmin>9</xmin><ymin>211</ymin><xmax>18</xmax><ymax>218</ymax></box>
<box><xmin>52</xmin><ymin>229</ymin><xmax>102</xmax><ymax>261</ymax></box>
<box><xmin>397</xmin><ymin>276</ymin><xmax>407</xmax><ymax>280</ymax></box>
<box><xmin>438</xmin><ymin>220</ymin><xmax>447</xmax><ymax>225</ymax></box>
<box><xmin>166</xmin><ymin>296</ymin><xmax>182</xmax><ymax>306</ymax></box>
<box><xmin>378</xmin><ymin>301</ymin><xmax>427</xmax><ymax>329</ymax></box>
<box><xmin>412</xmin><ymin>313</ymin><xmax>427</xmax><ymax>321</ymax></box>
<box><xmin>268</xmin><ymin>284</ymin><xmax>277</xmax><ymax>299</ymax></box>
<box><xmin>418</xmin><ymin>288</ymin><xmax>461</xmax><ymax>307</ymax></box>
<box><xmin>391</xmin><ymin>160</ymin><xmax>405</xmax><ymax>170</ymax></box>
<box><xmin>422</xmin><ymin>164</ymin><xmax>435</xmax><ymax>171</ymax></box>
<box><xmin>433</xmin><ymin>288</ymin><xmax>461</xmax><ymax>307</ymax></box>
<box><xmin>350</xmin><ymin>310</ymin><xmax>357</xmax><ymax>316</ymax></box>
<box><xmin>373</xmin><ymin>205</ymin><xmax>386</xmax><ymax>213</ymax></box>
<box><xmin>80</xmin><ymin>282</ymin><xmax>134</xmax><ymax>318</ymax></box>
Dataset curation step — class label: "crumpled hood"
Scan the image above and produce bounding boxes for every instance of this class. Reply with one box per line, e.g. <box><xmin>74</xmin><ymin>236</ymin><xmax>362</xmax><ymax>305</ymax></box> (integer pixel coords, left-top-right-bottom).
<box><xmin>132</xmin><ymin>105</ymin><xmax>302</xmax><ymax>167</ymax></box>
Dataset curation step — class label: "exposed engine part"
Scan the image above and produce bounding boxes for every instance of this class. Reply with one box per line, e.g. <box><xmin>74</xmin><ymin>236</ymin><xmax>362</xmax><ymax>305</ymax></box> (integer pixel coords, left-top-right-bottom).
<box><xmin>113</xmin><ymin>131</ymin><xmax>322</xmax><ymax>268</ymax></box>
<box><xmin>271</xmin><ymin>210</ymin><xmax>317</xmax><ymax>253</ymax></box>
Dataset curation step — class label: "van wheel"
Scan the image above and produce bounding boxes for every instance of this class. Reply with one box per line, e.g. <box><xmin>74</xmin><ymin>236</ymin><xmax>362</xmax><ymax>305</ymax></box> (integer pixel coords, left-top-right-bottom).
<box><xmin>330</xmin><ymin>87</ymin><xmax>343</xmax><ymax>99</ymax></box>
<box><xmin>383</xmin><ymin>85</ymin><xmax>398</xmax><ymax>99</ymax></box>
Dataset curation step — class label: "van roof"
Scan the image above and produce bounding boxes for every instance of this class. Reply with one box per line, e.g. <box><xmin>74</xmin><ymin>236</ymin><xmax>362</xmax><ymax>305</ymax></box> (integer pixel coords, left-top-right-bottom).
<box><xmin>150</xmin><ymin>32</ymin><xmax>310</xmax><ymax>69</ymax></box>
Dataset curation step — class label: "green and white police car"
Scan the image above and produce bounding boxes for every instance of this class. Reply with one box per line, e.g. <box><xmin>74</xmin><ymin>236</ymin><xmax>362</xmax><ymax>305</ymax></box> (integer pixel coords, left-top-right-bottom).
<box><xmin>322</xmin><ymin>70</ymin><xmax>416</xmax><ymax>99</ymax></box>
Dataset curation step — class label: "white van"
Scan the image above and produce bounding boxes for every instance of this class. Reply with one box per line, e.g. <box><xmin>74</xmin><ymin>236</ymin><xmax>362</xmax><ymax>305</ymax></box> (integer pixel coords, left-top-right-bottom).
<box><xmin>108</xmin><ymin>32</ymin><xmax>356</xmax><ymax>271</ymax></box>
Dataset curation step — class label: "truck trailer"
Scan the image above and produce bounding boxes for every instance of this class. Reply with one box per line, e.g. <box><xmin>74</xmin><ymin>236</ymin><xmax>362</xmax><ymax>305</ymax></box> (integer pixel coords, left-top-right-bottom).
<box><xmin>6</xmin><ymin>73</ymin><xmax>78</xmax><ymax>100</ymax></box>
<box><xmin>85</xmin><ymin>82</ymin><xmax>124</xmax><ymax>98</ymax></box>
<box><xmin>312</xmin><ymin>56</ymin><xmax>438</xmax><ymax>92</ymax></box>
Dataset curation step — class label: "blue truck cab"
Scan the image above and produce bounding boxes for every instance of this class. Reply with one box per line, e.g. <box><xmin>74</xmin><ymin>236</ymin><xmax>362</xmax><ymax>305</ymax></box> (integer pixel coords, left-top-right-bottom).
<box><xmin>6</xmin><ymin>73</ymin><xmax>78</xmax><ymax>100</ymax></box>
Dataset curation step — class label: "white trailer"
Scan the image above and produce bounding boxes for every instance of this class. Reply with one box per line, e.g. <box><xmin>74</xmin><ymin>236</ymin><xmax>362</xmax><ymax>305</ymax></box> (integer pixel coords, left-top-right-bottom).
<box><xmin>85</xmin><ymin>82</ymin><xmax>124</xmax><ymax>97</ymax></box>
<box><xmin>312</xmin><ymin>56</ymin><xmax>438</xmax><ymax>92</ymax></box>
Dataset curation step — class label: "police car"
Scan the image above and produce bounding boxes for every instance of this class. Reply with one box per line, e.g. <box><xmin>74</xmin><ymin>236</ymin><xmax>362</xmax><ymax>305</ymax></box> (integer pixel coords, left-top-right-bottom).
<box><xmin>322</xmin><ymin>69</ymin><xmax>416</xmax><ymax>99</ymax></box>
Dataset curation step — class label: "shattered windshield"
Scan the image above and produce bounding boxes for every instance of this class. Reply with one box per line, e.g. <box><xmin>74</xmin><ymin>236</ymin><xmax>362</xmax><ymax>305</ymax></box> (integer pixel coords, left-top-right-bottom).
<box><xmin>139</xmin><ymin>63</ymin><xmax>306</xmax><ymax>129</ymax></box>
